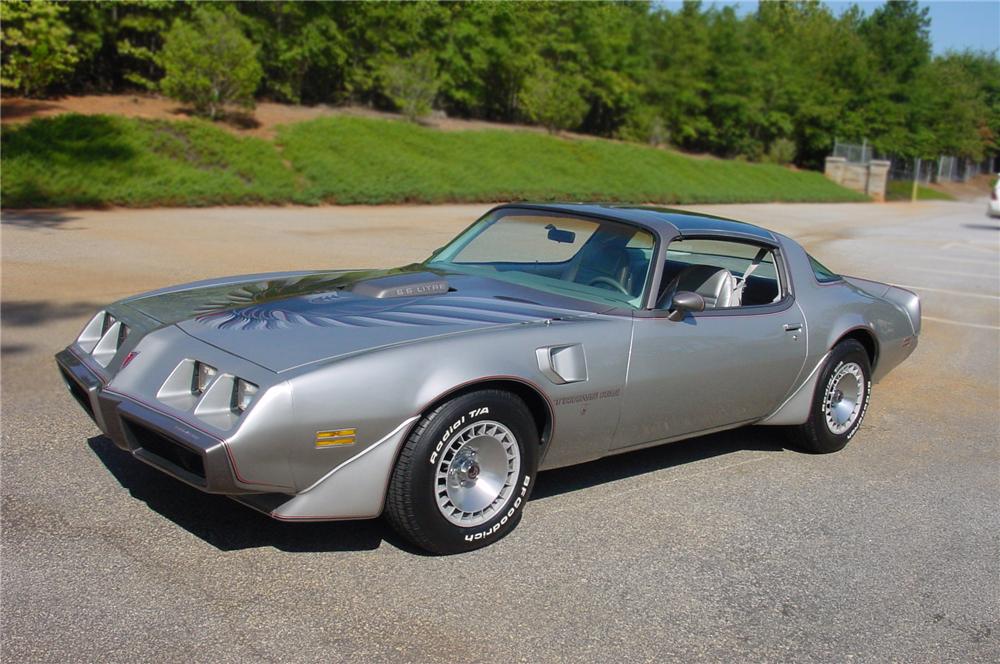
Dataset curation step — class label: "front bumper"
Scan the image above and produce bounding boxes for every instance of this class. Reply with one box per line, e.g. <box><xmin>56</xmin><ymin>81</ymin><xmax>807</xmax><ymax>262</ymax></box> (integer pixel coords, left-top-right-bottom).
<box><xmin>57</xmin><ymin>347</ymin><xmax>414</xmax><ymax>521</ymax></box>
<box><xmin>56</xmin><ymin>349</ymin><xmax>245</xmax><ymax>494</ymax></box>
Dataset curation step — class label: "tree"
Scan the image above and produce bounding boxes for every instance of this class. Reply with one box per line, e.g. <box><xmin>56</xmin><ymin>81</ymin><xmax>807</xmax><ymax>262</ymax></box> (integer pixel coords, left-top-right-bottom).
<box><xmin>910</xmin><ymin>54</ymin><xmax>994</xmax><ymax>160</ymax></box>
<box><xmin>378</xmin><ymin>51</ymin><xmax>440</xmax><ymax>121</ymax></box>
<box><xmin>859</xmin><ymin>0</ymin><xmax>932</xmax><ymax>157</ymax></box>
<box><xmin>518</xmin><ymin>67</ymin><xmax>588</xmax><ymax>133</ymax></box>
<box><xmin>643</xmin><ymin>1</ymin><xmax>713</xmax><ymax>149</ymax></box>
<box><xmin>159</xmin><ymin>9</ymin><xmax>261</xmax><ymax>120</ymax></box>
<box><xmin>58</xmin><ymin>1</ymin><xmax>189</xmax><ymax>93</ymax></box>
<box><xmin>0</xmin><ymin>0</ymin><xmax>79</xmax><ymax>97</ymax></box>
<box><xmin>238</xmin><ymin>2</ymin><xmax>348</xmax><ymax>104</ymax></box>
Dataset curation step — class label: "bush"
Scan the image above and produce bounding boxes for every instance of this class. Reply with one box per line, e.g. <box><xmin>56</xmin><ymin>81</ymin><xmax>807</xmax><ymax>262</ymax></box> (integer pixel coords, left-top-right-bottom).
<box><xmin>764</xmin><ymin>137</ymin><xmax>797</xmax><ymax>165</ymax></box>
<box><xmin>518</xmin><ymin>68</ymin><xmax>588</xmax><ymax>134</ymax></box>
<box><xmin>159</xmin><ymin>10</ymin><xmax>262</xmax><ymax>120</ymax></box>
<box><xmin>618</xmin><ymin>107</ymin><xmax>670</xmax><ymax>147</ymax></box>
<box><xmin>379</xmin><ymin>51</ymin><xmax>440</xmax><ymax>122</ymax></box>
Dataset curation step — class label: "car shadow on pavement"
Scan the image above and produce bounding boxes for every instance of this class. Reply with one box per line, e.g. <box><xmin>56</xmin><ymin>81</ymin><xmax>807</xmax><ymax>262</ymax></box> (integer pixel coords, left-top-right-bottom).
<box><xmin>87</xmin><ymin>435</ymin><xmax>417</xmax><ymax>554</ymax></box>
<box><xmin>532</xmin><ymin>426</ymin><xmax>789</xmax><ymax>501</ymax></box>
<box><xmin>88</xmin><ymin>426</ymin><xmax>789</xmax><ymax>555</ymax></box>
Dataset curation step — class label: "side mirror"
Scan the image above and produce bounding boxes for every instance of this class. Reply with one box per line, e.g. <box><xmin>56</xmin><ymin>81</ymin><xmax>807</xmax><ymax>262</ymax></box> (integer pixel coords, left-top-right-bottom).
<box><xmin>667</xmin><ymin>290</ymin><xmax>705</xmax><ymax>321</ymax></box>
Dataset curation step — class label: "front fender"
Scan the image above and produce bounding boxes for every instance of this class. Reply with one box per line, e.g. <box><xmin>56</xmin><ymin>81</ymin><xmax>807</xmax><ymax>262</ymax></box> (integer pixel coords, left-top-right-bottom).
<box><xmin>282</xmin><ymin>315</ymin><xmax>632</xmax><ymax>493</ymax></box>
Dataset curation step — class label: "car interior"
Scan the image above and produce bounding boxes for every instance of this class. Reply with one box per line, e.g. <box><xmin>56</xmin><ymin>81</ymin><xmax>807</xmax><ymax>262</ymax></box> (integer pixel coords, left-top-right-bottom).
<box><xmin>437</xmin><ymin>213</ymin><xmax>783</xmax><ymax>311</ymax></box>
<box><xmin>657</xmin><ymin>239</ymin><xmax>782</xmax><ymax>310</ymax></box>
<box><xmin>560</xmin><ymin>233</ymin><xmax>651</xmax><ymax>298</ymax></box>
<box><xmin>447</xmin><ymin>215</ymin><xmax>655</xmax><ymax>303</ymax></box>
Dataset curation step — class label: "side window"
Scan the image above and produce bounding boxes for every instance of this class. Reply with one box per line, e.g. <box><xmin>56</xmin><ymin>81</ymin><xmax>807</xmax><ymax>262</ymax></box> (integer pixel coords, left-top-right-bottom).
<box><xmin>808</xmin><ymin>254</ymin><xmax>841</xmax><ymax>283</ymax></box>
<box><xmin>659</xmin><ymin>238</ymin><xmax>784</xmax><ymax>310</ymax></box>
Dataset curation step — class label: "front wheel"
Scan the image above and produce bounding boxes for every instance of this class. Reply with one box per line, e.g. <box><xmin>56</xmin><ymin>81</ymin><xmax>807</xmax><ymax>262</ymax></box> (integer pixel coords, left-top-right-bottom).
<box><xmin>385</xmin><ymin>390</ymin><xmax>539</xmax><ymax>554</ymax></box>
<box><xmin>790</xmin><ymin>339</ymin><xmax>872</xmax><ymax>454</ymax></box>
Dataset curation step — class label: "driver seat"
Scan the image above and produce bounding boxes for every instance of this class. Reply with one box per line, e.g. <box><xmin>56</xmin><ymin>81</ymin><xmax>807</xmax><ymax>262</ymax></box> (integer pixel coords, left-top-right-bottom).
<box><xmin>563</xmin><ymin>235</ymin><xmax>634</xmax><ymax>292</ymax></box>
<box><xmin>658</xmin><ymin>265</ymin><xmax>735</xmax><ymax>309</ymax></box>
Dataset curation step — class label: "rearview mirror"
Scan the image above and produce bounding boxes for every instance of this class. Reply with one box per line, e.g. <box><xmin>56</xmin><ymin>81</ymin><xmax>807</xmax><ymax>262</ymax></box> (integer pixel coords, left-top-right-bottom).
<box><xmin>545</xmin><ymin>224</ymin><xmax>576</xmax><ymax>244</ymax></box>
<box><xmin>667</xmin><ymin>290</ymin><xmax>705</xmax><ymax>321</ymax></box>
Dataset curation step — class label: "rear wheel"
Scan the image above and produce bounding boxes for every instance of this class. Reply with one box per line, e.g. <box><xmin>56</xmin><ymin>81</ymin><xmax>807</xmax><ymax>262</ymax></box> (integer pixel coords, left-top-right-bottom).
<box><xmin>790</xmin><ymin>339</ymin><xmax>872</xmax><ymax>454</ymax></box>
<box><xmin>386</xmin><ymin>390</ymin><xmax>538</xmax><ymax>554</ymax></box>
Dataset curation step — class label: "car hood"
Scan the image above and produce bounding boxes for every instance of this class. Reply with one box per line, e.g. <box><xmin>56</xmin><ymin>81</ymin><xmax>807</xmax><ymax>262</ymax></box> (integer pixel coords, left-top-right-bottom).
<box><xmin>122</xmin><ymin>268</ymin><xmax>595</xmax><ymax>372</ymax></box>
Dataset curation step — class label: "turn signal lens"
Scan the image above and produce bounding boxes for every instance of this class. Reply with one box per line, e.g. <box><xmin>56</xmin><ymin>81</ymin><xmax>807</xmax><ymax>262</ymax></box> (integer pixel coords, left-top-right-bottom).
<box><xmin>192</xmin><ymin>361</ymin><xmax>218</xmax><ymax>395</ymax></box>
<box><xmin>233</xmin><ymin>379</ymin><xmax>258</xmax><ymax>413</ymax></box>
<box><xmin>120</xmin><ymin>350</ymin><xmax>140</xmax><ymax>370</ymax></box>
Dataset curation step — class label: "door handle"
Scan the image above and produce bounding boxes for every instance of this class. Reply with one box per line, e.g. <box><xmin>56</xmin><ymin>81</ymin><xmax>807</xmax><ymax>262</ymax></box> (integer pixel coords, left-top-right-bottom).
<box><xmin>783</xmin><ymin>323</ymin><xmax>802</xmax><ymax>332</ymax></box>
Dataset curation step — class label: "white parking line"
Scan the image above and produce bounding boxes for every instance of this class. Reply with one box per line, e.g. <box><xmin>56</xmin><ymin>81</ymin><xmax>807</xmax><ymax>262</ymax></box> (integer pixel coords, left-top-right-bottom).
<box><xmin>893</xmin><ymin>284</ymin><xmax>1000</xmax><ymax>300</ymax></box>
<box><xmin>923</xmin><ymin>316</ymin><xmax>1000</xmax><ymax>331</ymax></box>
<box><xmin>943</xmin><ymin>241</ymin><xmax>999</xmax><ymax>255</ymax></box>
<box><xmin>904</xmin><ymin>266</ymin><xmax>998</xmax><ymax>279</ymax></box>
<box><xmin>930</xmin><ymin>256</ymin><xmax>1000</xmax><ymax>266</ymax></box>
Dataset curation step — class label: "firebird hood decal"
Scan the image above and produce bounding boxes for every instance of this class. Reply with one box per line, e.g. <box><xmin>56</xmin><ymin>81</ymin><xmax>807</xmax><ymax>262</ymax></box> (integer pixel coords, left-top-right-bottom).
<box><xmin>194</xmin><ymin>293</ymin><xmax>572</xmax><ymax>331</ymax></box>
<box><xmin>123</xmin><ymin>269</ymin><xmax>595</xmax><ymax>372</ymax></box>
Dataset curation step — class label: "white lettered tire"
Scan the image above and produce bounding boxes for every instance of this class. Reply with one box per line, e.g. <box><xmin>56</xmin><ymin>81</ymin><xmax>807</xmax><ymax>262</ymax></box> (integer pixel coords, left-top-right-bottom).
<box><xmin>385</xmin><ymin>390</ymin><xmax>539</xmax><ymax>554</ymax></box>
<box><xmin>791</xmin><ymin>339</ymin><xmax>872</xmax><ymax>454</ymax></box>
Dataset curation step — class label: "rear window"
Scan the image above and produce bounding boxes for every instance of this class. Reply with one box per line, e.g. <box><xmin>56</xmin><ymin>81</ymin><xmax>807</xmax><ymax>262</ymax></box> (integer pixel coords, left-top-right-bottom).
<box><xmin>808</xmin><ymin>254</ymin><xmax>841</xmax><ymax>283</ymax></box>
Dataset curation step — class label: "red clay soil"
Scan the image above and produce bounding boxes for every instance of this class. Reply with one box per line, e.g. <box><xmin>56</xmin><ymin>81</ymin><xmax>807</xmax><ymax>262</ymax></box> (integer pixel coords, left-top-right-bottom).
<box><xmin>0</xmin><ymin>93</ymin><xmax>724</xmax><ymax>161</ymax></box>
<box><xmin>926</xmin><ymin>174</ymin><xmax>995</xmax><ymax>201</ymax></box>
<box><xmin>0</xmin><ymin>93</ymin><xmax>560</xmax><ymax>140</ymax></box>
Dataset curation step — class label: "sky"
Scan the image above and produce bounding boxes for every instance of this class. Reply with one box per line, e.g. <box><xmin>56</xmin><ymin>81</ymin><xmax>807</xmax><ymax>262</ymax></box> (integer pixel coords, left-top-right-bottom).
<box><xmin>660</xmin><ymin>1</ymin><xmax>1000</xmax><ymax>55</ymax></box>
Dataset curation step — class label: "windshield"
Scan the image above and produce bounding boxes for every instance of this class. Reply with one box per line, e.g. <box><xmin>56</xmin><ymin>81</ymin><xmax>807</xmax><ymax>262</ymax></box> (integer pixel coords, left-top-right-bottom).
<box><xmin>427</xmin><ymin>209</ymin><xmax>655</xmax><ymax>309</ymax></box>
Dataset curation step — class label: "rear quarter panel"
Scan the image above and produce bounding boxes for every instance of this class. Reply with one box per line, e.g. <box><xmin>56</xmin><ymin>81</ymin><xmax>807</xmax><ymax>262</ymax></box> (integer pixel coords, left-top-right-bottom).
<box><xmin>779</xmin><ymin>235</ymin><xmax>916</xmax><ymax>383</ymax></box>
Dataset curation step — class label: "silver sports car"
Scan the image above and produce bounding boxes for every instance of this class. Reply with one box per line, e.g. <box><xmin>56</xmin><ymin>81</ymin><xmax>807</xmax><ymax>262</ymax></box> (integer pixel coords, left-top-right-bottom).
<box><xmin>56</xmin><ymin>204</ymin><xmax>920</xmax><ymax>553</ymax></box>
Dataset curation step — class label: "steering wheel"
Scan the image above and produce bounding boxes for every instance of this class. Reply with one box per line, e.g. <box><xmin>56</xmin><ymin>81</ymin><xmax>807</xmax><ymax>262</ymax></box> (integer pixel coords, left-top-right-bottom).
<box><xmin>588</xmin><ymin>275</ymin><xmax>630</xmax><ymax>295</ymax></box>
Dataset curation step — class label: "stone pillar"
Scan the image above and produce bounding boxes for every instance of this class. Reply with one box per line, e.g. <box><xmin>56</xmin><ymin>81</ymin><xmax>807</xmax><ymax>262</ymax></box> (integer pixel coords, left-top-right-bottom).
<box><xmin>866</xmin><ymin>160</ymin><xmax>890</xmax><ymax>202</ymax></box>
<box><xmin>824</xmin><ymin>156</ymin><xmax>847</xmax><ymax>185</ymax></box>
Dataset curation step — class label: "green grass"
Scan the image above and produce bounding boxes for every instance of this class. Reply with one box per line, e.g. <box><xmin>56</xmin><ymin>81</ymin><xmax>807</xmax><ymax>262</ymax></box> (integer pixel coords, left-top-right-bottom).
<box><xmin>885</xmin><ymin>179</ymin><xmax>956</xmax><ymax>202</ymax></box>
<box><xmin>1</xmin><ymin>114</ymin><xmax>304</xmax><ymax>207</ymax></box>
<box><xmin>2</xmin><ymin>113</ymin><xmax>867</xmax><ymax>208</ymax></box>
<box><xmin>276</xmin><ymin>117</ymin><xmax>866</xmax><ymax>205</ymax></box>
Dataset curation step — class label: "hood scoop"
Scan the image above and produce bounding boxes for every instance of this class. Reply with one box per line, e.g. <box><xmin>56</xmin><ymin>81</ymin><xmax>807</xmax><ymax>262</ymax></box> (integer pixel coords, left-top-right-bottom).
<box><xmin>349</xmin><ymin>272</ymin><xmax>451</xmax><ymax>299</ymax></box>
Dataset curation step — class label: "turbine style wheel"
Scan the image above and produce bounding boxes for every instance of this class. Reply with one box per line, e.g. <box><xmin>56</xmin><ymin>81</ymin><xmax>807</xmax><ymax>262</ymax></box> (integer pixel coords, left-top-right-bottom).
<box><xmin>386</xmin><ymin>390</ymin><xmax>539</xmax><ymax>554</ymax></box>
<box><xmin>791</xmin><ymin>339</ymin><xmax>872</xmax><ymax>454</ymax></box>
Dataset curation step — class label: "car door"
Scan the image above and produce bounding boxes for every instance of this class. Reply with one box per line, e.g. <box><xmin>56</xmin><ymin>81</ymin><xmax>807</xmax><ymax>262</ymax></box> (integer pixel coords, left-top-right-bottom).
<box><xmin>612</xmin><ymin>236</ymin><xmax>807</xmax><ymax>450</ymax></box>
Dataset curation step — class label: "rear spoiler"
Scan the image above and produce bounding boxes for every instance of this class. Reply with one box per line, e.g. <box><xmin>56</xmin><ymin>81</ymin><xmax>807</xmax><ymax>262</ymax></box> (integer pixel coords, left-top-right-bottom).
<box><xmin>844</xmin><ymin>276</ymin><xmax>921</xmax><ymax>336</ymax></box>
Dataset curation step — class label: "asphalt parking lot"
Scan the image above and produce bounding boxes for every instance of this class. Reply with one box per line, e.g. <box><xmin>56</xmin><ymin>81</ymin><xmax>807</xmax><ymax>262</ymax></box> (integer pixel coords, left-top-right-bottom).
<box><xmin>2</xmin><ymin>200</ymin><xmax>998</xmax><ymax>662</ymax></box>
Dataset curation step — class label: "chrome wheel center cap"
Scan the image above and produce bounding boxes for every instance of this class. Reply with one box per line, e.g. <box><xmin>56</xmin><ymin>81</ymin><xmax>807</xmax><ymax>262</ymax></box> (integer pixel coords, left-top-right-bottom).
<box><xmin>449</xmin><ymin>449</ymin><xmax>480</xmax><ymax>487</ymax></box>
<box><xmin>434</xmin><ymin>420</ymin><xmax>522</xmax><ymax>528</ymax></box>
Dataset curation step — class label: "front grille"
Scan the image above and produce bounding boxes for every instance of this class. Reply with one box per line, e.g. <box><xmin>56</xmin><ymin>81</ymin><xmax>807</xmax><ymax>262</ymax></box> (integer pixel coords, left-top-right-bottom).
<box><xmin>122</xmin><ymin>418</ymin><xmax>206</xmax><ymax>480</ymax></box>
<box><xmin>59</xmin><ymin>366</ymin><xmax>96</xmax><ymax>421</ymax></box>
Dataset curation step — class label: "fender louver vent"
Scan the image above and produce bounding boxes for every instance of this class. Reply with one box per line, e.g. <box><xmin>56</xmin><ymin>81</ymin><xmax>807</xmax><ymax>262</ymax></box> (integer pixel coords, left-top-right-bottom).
<box><xmin>78</xmin><ymin>311</ymin><xmax>130</xmax><ymax>367</ymax></box>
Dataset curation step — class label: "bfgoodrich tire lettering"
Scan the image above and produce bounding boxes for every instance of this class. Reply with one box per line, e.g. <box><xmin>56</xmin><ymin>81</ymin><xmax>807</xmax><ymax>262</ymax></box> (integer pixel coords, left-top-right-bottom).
<box><xmin>790</xmin><ymin>339</ymin><xmax>872</xmax><ymax>454</ymax></box>
<box><xmin>386</xmin><ymin>390</ymin><xmax>539</xmax><ymax>554</ymax></box>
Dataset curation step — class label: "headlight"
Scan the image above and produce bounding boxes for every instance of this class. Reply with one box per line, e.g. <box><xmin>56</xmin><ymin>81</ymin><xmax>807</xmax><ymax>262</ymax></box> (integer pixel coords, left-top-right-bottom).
<box><xmin>232</xmin><ymin>378</ymin><xmax>258</xmax><ymax>413</ymax></box>
<box><xmin>192</xmin><ymin>361</ymin><xmax>218</xmax><ymax>395</ymax></box>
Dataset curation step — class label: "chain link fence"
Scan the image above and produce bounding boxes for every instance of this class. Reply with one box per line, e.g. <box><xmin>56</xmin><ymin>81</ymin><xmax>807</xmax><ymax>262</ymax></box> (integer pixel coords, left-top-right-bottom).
<box><xmin>831</xmin><ymin>140</ymin><xmax>873</xmax><ymax>165</ymax></box>
<box><xmin>833</xmin><ymin>139</ymin><xmax>996</xmax><ymax>184</ymax></box>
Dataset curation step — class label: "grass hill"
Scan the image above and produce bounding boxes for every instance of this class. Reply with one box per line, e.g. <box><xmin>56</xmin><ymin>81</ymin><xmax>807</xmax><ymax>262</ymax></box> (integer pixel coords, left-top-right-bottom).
<box><xmin>1</xmin><ymin>113</ymin><xmax>866</xmax><ymax>208</ymax></box>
